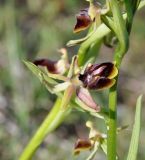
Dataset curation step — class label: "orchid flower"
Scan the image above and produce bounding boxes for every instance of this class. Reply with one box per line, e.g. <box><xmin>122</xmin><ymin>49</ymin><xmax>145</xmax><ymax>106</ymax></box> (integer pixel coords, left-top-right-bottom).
<box><xmin>25</xmin><ymin>49</ymin><xmax>118</xmax><ymax>113</ymax></box>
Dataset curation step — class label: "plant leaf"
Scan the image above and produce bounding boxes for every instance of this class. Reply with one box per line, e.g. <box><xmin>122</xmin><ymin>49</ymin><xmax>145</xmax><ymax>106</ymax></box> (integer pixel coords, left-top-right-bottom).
<box><xmin>126</xmin><ymin>95</ymin><xmax>142</xmax><ymax>160</ymax></box>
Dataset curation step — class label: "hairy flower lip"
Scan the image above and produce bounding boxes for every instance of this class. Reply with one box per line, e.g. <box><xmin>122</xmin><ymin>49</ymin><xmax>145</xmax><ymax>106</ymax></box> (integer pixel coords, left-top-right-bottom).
<box><xmin>73</xmin><ymin>1</ymin><xmax>102</xmax><ymax>34</ymax></box>
<box><xmin>79</xmin><ymin>62</ymin><xmax>118</xmax><ymax>90</ymax></box>
<box><xmin>74</xmin><ymin>8</ymin><xmax>92</xmax><ymax>33</ymax></box>
<box><xmin>82</xmin><ymin>62</ymin><xmax>114</xmax><ymax>77</ymax></box>
<box><xmin>87</xmin><ymin>77</ymin><xmax>116</xmax><ymax>90</ymax></box>
<box><xmin>74</xmin><ymin>138</ymin><xmax>92</xmax><ymax>155</ymax></box>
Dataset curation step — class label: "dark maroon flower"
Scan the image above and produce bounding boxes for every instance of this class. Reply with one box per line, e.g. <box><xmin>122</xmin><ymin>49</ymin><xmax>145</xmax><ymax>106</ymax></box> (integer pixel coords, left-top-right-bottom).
<box><xmin>74</xmin><ymin>2</ymin><xmax>101</xmax><ymax>33</ymax></box>
<box><xmin>79</xmin><ymin>62</ymin><xmax>118</xmax><ymax>90</ymax></box>
<box><xmin>74</xmin><ymin>8</ymin><xmax>92</xmax><ymax>33</ymax></box>
<box><xmin>32</xmin><ymin>55</ymin><xmax>118</xmax><ymax>113</ymax></box>
<box><xmin>73</xmin><ymin>121</ymin><xmax>107</xmax><ymax>156</ymax></box>
<box><xmin>74</xmin><ymin>138</ymin><xmax>92</xmax><ymax>155</ymax></box>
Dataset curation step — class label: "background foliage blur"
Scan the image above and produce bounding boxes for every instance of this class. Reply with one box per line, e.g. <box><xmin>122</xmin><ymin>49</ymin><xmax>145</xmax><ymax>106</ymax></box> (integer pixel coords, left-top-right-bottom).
<box><xmin>0</xmin><ymin>0</ymin><xmax>145</xmax><ymax>160</ymax></box>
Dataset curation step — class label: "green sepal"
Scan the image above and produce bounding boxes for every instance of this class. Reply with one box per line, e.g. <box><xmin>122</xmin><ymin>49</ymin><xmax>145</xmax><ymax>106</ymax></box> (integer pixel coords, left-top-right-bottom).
<box><xmin>23</xmin><ymin>61</ymin><xmax>57</xmax><ymax>94</ymax></box>
<box><xmin>75</xmin><ymin>95</ymin><xmax>101</xmax><ymax>114</ymax></box>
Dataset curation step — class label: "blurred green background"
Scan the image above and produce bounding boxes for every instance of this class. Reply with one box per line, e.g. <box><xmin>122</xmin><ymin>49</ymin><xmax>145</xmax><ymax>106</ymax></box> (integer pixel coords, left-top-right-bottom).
<box><xmin>0</xmin><ymin>0</ymin><xmax>145</xmax><ymax>160</ymax></box>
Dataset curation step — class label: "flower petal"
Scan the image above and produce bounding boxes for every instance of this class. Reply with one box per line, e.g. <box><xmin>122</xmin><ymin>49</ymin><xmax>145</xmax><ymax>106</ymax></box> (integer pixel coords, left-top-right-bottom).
<box><xmin>87</xmin><ymin>77</ymin><xmax>116</xmax><ymax>90</ymax></box>
<box><xmin>76</xmin><ymin>87</ymin><xmax>100</xmax><ymax>112</ymax></box>
<box><xmin>74</xmin><ymin>8</ymin><xmax>92</xmax><ymax>33</ymax></box>
<box><xmin>74</xmin><ymin>138</ymin><xmax>92</xmax><ymax>155</ymax></box>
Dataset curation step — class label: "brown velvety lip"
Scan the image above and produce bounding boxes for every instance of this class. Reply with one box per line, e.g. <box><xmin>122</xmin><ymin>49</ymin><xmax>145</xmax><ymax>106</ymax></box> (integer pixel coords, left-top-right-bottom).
<box><xmin>74</xmin><ymin>8</ymin><xmax>92</xmax><ymax>33</ymax></box>
<box><xmin>74</xmin><ymin>138</ymin><xmax>92</xmax><ymax>154</ymax></box>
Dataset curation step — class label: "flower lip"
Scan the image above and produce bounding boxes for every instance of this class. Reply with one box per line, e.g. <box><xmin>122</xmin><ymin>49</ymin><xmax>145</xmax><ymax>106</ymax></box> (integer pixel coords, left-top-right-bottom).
<box><xmin>87</xmin><ymin>77</ymin><xmax>115</xmax><ymax>90</ymax></box>
<box><xmin>73</xmin><ymin>1</ymin><xmax>102</xmax><ymax>33</ymax></box>
<box><xmin>83</xmin><ymin>62</ymin><xmax>114</xmax><ymax>77</ymax></box>
<box><xmin>74</xmin><ymin>139</ymin><xmax>92</xmax><ymax>149</ymax></box>
<box><xmin>74</xmin><ymin>138</ymin><xmax>92</xmax><ymax>155</ymax></box>
<box><xmin>79</xmin><ymin>62</ymin><xmax>118</xmax><ymax>90</ymax></box>
<box><xmin>74</xmin><ymin>8</ymin><xmax>92</xmax><ymax>33</ymax></box>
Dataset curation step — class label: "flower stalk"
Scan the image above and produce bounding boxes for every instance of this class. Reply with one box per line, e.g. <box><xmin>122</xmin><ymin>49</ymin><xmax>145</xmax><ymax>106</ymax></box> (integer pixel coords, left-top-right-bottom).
<box><xmin>19</xmin><ymin>98</ymin><xmax>70</xmax><ymax>160</ymax></box>
<box><xmin>106</xmin><ymin>0</ymin><xmax>129</xmax><ymax>159</ymax></box>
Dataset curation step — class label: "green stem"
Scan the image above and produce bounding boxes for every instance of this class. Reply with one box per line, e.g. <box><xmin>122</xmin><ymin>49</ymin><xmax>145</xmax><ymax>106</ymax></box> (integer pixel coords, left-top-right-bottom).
<box><xmin>107</xmin><ymin>0</ymin><xmax>129</xmax><ymax>159</ymax></box>
<box><xmin>108</xmin><ymin>81</ymin><xmax>117</xmax><ymax>160</ymax></box>
<box><xmin>107</xmin><ymin>1</ymin><xmax>145</xmax><ymax>158</ymax></box>
<box><xmin>19</xmin><ymin>98</ymin><xmax>70</xmax><ymax>160</ymax></box>
<box><xmin>108</xmin><ymin>46</ymin><xmax>125</xmax><ymax>160</ymax></box>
